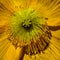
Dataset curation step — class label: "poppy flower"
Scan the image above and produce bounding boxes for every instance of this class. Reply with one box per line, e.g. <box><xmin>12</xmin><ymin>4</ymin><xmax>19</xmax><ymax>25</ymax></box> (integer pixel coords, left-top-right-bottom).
<box><xmin>0</xmin><ymin>0</ymin><xmax>60</xmax><ymax>60</ymax></box>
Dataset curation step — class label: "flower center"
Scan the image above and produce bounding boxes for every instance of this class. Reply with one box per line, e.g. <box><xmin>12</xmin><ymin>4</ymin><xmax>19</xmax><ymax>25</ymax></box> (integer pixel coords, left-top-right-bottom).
<box><xmin>8</xmin><ymin>8</ymin><xmax>52</xmax><ymax>55</ymax></box>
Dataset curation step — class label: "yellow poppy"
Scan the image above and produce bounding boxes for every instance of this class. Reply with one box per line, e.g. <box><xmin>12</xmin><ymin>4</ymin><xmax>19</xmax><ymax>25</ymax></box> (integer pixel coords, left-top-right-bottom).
<box><xmin>0</xmin><ymin>0</ymin><xmax>60</xmax><ymax>60</ymax></box>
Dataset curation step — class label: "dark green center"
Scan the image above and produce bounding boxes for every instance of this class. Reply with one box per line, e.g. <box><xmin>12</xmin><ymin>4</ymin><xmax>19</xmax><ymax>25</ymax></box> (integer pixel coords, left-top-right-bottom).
<box><xmin>22</xmin><ymin>19</ymin><xmax>32</xmax><ymax>30</ymax></box>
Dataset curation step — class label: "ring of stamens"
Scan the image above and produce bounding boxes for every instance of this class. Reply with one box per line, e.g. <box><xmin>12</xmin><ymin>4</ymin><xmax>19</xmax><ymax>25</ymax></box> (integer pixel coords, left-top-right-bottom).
<box><xmin>8</xmin><ymin>9</ymin><xmax>52</xmax><ymax>55</ymax></box>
